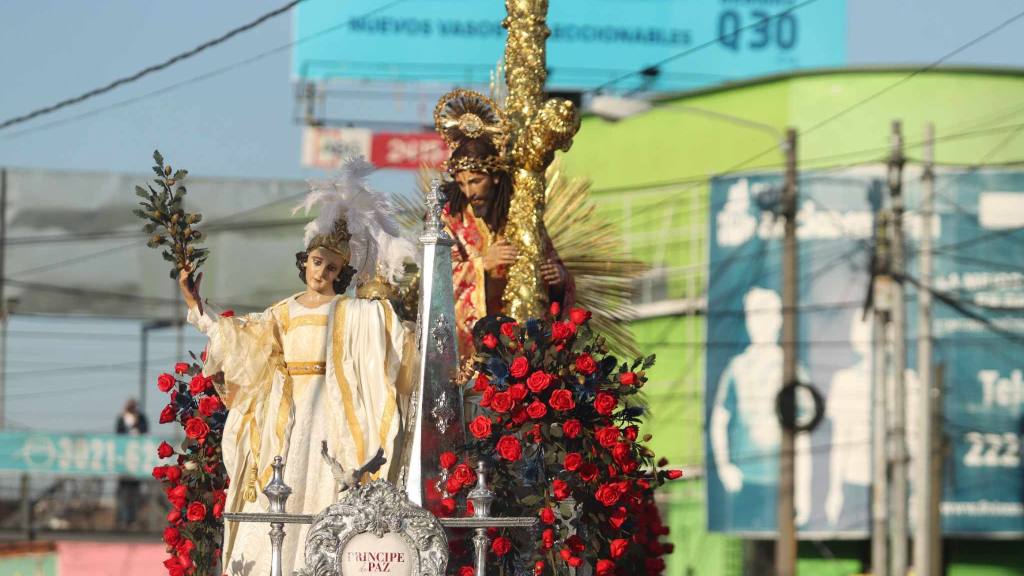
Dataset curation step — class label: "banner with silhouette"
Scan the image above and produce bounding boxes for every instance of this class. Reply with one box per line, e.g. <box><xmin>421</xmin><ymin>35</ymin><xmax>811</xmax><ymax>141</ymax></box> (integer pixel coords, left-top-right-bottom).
<box><xmin>705</xmin><ymin>167</ymin><xmax>1024</xmax><ymax>536</ymax></box>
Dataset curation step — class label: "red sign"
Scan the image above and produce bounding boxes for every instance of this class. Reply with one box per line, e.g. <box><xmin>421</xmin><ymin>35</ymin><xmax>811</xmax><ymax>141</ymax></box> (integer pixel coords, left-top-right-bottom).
<box><xmin>370</xmin><ymin>132</ymin><xmax>447</xmax><ymax>170</ymax></box>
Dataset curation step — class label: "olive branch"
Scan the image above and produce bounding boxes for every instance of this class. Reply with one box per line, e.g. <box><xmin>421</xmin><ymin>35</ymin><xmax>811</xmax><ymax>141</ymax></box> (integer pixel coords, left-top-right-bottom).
<box><xmin>132</xmin><ymin>150</ymin><xmax>208</xmax><ymax>279</ymax></box>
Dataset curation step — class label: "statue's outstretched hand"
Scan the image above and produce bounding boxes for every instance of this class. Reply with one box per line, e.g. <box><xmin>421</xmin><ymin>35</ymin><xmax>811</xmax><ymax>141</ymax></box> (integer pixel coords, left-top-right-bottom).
<box><xmin>178</xmin><ymin>264</ymin><xmax>203</xmax><ymax>315</ymax></box>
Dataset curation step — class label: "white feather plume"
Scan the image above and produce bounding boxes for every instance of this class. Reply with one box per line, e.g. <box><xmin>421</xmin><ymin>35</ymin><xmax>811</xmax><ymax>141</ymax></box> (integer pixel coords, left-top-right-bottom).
<box><xmin>294</xmin><ymin>157</ymin><xmax>416</xmax><ymax>285</ymax></box>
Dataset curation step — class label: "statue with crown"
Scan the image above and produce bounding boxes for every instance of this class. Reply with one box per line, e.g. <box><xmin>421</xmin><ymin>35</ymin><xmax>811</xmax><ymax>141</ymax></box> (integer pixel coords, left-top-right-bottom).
<box><xmin>138</xmin><ymin>3</ymin><xmax>681</xmax><ymax>576</ymax></box>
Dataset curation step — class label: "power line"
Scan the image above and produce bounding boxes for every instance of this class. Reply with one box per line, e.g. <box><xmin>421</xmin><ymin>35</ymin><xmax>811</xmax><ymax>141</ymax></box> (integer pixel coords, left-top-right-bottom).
<box><xmin>2</xmin><ymin>0</ymin><xmax>410</xmax><ymax>140</ymax></box>
<box><xmin>0</xmin><ymin>0</ymin><xmax>308</xmax><ymax>132</ymax></box>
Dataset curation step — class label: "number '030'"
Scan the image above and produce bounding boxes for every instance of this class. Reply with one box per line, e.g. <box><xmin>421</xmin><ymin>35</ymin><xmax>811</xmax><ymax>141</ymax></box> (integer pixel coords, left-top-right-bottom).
<box><xmin>718</xmin><ymin>10</ymin><xmax>798</xmax><ymax>52</ymax></box>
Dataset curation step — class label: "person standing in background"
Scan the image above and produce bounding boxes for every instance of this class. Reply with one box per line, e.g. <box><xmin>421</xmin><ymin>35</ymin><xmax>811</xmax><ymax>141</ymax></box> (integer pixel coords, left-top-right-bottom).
<box><xmin>115</xmin><ymin>398</ymin><xmax>148</xmax><ymax>528</ymax></box>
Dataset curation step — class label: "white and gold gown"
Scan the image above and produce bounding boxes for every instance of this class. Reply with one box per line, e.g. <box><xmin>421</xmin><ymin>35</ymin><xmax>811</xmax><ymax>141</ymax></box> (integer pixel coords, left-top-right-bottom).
<box><xmin>188</xmin><ymin>293</ymin><xmax>415</xmax><ymax>576</ymax></box>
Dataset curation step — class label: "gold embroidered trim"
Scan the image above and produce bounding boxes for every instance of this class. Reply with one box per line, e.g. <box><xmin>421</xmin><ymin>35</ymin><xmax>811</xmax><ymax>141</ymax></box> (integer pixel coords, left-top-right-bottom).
<box><xmin>333</xmin><ymin>298</ymin><xmax>366</xmax><ymax>464</ymax></box>
<box><xmin>285</xmin><ymin>361</ymin><xmax>326</xmax><ymax>376</ymax></box>
<box><xmin>286</xmin><ymin>315</ymin><xmax>328</xmax><ymax>333</ymax></box>
<box><xmin>378</xmin><ymin>303</ymin><xmax>398</xmax><ymax>449</ymax></box>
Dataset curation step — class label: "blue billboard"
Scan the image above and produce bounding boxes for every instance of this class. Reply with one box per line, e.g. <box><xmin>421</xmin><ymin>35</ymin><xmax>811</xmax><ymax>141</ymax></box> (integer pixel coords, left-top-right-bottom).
<box><xmin>705</xmin><ymin>168</ymin><xmax>1024</xmax><ymax>536</ymax></box>
<box><xmin>293</xmin><ymin>0</ymin><xmax>847</xmax><ymax>92</ymax></box>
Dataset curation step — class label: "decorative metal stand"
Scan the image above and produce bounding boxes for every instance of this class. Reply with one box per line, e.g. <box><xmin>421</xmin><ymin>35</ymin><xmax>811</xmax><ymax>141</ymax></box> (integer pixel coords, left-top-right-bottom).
<box><xmin>438</xmin><ymin>462</ymin><xmax>538</xmax><ymax>576</ymax></box>
<box><xmin>224</xmin><ymin>458</ymin><xmax>315</xmax><ymax>576</ymax></box>
<box><xmin>399</xmin><ymin>178</ymin><xmax>467</xmax><ymax>514</ymax></box>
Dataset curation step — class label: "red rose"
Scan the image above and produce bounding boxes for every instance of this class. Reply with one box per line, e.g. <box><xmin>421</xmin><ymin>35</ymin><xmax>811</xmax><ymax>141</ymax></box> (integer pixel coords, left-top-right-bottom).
<box><xmin>534</xmin><ymin>560</ymin><xmax>546</xmax><ymax>575</ymax></box>
<box><xmin>624</xmin><ymin>425</ymin><xmax>638</xmax><ymax>442</ymax></box>
<box><xmin>578</xmin><ymin>462</ymin><xmax>599</xmax><ymax>483</ymax></box>
<box><xmin>575</xmin><ymin>354</ymin><xmax>598</xmax><ymax>375</ymax></box>
<box><xmin>542</xmin><ymin>528</ymin><xmax>555</xmax><ymax>550</ymax></box>
<box><xmin>481</xmin><ymin>386</ymin><xmax>495</xmax><ymax>408</ymax></box>
<box><xmin>174</xmin><ymin>362</ymin><xmax>189</xmax><ymax>375</ymax></box>
<box><xmin>496</xmin><ymin>435</ymin><xmax>522</xmax><ymax>462</ymax></box>
<box><xmin>213</xmin><ymin>500</ymin><xmax>224</xmax><ymax>519</ymax></box>
<box><xmin>157</xmin><ymin>441</ymin><xmax>175</xmax><ymax>459</ymax></box>
<box><xmin>165</xmin><ymin>465</ymin><xmax>182</xmax><ymax>484</ymax></box>
<box><xmin>609</xmin><ymin>506</ymin><xmax>627</xmax><ymax>528</ymax></box>
<box><xmin>163</xmin><ymin>557</ymin><xmax>184</xmax><ymax>576</ymax></box>
<box><xmin>510</xmin><ymin>356</ymin><xmax>529</xmax><ymax>378</ymax></box>
<box><xmin>188</xmin><ymin>374</ymin><xmax>209</xmax><ymax>395</ymax></box>
<box><xmin>465</xmin><ymin>501</ymin><xmax>475</xmax><ymax>516</ymax></box>
<box><xmin>186</xmin><ymin>501</ymin><xmax>206</xmax><ymax>522</ymax></box>
<box><xmin>163</xmin><ymin>526</ymin><xmax>181</xmax><ymax>547</ymax></box>
<box><xmin>528</xmin><ymin>423</ymin><xmax>543</xmax><ymax>443</ymax></box>
<box><xmin>526</xmin><ymin>399</ymin><xmax>548</xmax><ymax>420</ymax></box>
<box><xmin>500</xmin><ymin>322</ymin><xmax>517</xmax><ymax>339</ymax></box>
<box><xmin>552</xmin><ymin>479</ymin><xmax>570</xmax><ymax>500</ymax></box>
<box><xmin>611</xmin><ymin>538</ymin><xmax>629</xmax><ymax>559</ymax></box>
<box><xmin>184</xmin><ymin>417</ymin><xmax>210</xmax><ymax>442</ymax></box>
<box><xmin>452</xmin><ymin>463</ymin><xmax>476</xmax><ymax>489</ymax></box>
<box><xmin>569</xmin><ymin>307</ymin><xmax>591</xmax><ymax>325</ymax></box>
<box><xmin>551</xmin><ymin>321</ymin><xmax>576</xmax><ymax>341</ymax></box>
<box><xmin>166</xmin><ymin>509</ymin><xmax>181</xmax><ymax>525</ymax></box>
<box><xmin>666</xmin><ymin>469</ymin><xmax>684</xmax><ymax>480</ymax></box>
<box><xmin>159</xmin><ymin>404</ymin><xmax>176</xmax><ymax>424</ymax></box>
<box><xmin>167</xmin><ymin>485</ymin><xmax>188</xmax><ymax>510</ymax></box>
<box><xmin>157</xmin><ymin>373</ymin><xmax>176</xmax><ymax>393</ymax></box>
<box><xmin>595</xmin><ymin>483</ymin><xmax>622</xmax><ymax>507</ymax></box>
<box><xmin>562</xmin><ymin>419</ymin><xmax>582</xmax><ymax>438</ymax></box>
<box><xmin>563</xmin><ymin>452</ymin><xmax>582</xmax><ymax>472</ymax></box>
<box><xmin>550</xmin><ymin>301</ymin><xmax>561</xmax><ymax>317</ymax></box>
<box><xmin>440</xmin><ymin>497</ymin><xmax>456</xmax><ymax>516</ymax></box>
<box><xmin>439</xmin><ymin>451</ymin><xmax>458</xmax><ymax>470</ymax></box>
<box><xmin>612</xmin><ymin>442</ymin><xmax>632</xmax><ymax>465</ymax></box>
<box><xmin>200</xmin><ymin>348</ymin><xmax>208</xmax><ymax>363</ymax></box>
<box><xmin>540</xmin><ymin>507</ymin><xmax>556</xmax><ymax>525</ymax></box>
<box><xmin>445</xmin><ymin>474</ymin><xmax>463</xmax><ymax>495</ymax></box>
<box><xmin>491</xmin><ymin>536</ymin><xmax>512</xmax><ymax>557</ymax></box>
<box><xmin>152</xmin><ymin>466</ymin><xmax>167</xmax><ymax>480</ymax></box>
<box><xmin>595</xmin><ymin>426</ymin><xmax>620</xmax><ymax>447</ymax></box>
<box><xmin>458</xmin><ymin>567</ymin><xmax>475</xmax><ymax>576</ymax></box>
<box><xmin>548</xmin><ymin>389</ymin><xmax>575</xmax><ymax>412</ymax></box>
<box><xmin>596</xmin><ymin>559</ymin><xmax>616</xmax><ymax>576</ymax></box>
<box><xmin>198</xmin><ymin>395</ymin><xmax>222</xmax><ymax>417</ymax></box>
<box><xmin>618</xmin><ymin>372</ymin><xmax>638</xmax><ymax>386</ymax></box>
<box><xmin>220</xmin><ymin>309</ymin><xmax>235</xmax><ymax>317</ymax></box>
<box><xmin>511</xmin><ymin>406</ymin><xmax>529</xmax><ymax>426</ymax></box>
<box><xmin>490</xmin><ymin>391</ymin><xmax>513</xmax><ymax>413</ymax></box>
<box><xmin>482</xmin><ymin>333</ymin><xmax>498</xmax><ymax>349</ymax></box>
<box><xmin>473</xmin><ymin>373</ymin><xmax>490</xmax><ymax>392</ymax></box>
<box><xmin>594</xmin><ymin>392</ymin><xmax>617</xmax><ymax>416</ymax></box>
<box><xmin>566</xmin><ymin>535</ymin><xmax>585</xmax><ymax>553</ymax></box>
<box><xmin>509</xmin><ymin>383</ymin><xmax>527</xmax><ymax>402</ymax></box>
<box><xmin>526</xmin><ymin>371</ymin><xmax>553</xmax><ymax>393</ymax></box>
<box><xmin>468</xmin><ymin>415</ymin><xmax>492</xmax><ymax>439</ymax></box>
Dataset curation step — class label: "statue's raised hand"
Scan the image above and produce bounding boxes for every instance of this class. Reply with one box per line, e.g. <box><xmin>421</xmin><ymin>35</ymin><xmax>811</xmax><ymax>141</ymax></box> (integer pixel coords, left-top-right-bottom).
<box><xmin>178</xmin><ymin>264</ymin><xmax>204</xmax><ymax>315</ymax></box>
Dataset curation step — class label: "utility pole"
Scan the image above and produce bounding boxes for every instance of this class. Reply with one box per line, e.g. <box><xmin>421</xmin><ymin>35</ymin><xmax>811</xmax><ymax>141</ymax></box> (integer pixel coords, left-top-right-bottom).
<box><xmin>0</xmin><ymin>168</ymin><xmax>6</xmax><ymax>430</ymax></box>
<box><xmin>871</xmin><ymin>203</ymin><xmax>892</xmax><ymax>576</ymax></box>
<box><xmin>776</xmin><ymin>127</ymin><xmax>799</xmax><ymax>576</ymax></box>
<box><xmin>887</xmin><ymin>120</ymin><xmax>908</xmax><ymax>576</ymax></box>
<box><xmin>914</xmin><ymin>122</ymin><xmax>941</xmax><ymax>576</ymax></box>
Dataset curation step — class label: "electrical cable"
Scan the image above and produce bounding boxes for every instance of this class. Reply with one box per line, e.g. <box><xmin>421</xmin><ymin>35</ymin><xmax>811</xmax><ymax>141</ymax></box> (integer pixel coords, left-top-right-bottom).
<box><xmin>0</xmin><ymin>0</ymin><xmax>310</xmax><ymax>132</ymax></box>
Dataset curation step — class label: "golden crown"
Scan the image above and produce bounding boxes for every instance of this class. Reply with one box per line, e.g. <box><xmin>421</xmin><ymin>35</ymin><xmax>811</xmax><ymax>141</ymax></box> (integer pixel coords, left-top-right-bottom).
<box><xmin>434</xmin><ymin>88</ymin><xmax>509</xmax><ymax>174</ymax></box>
<box><xmin>306</xmin><ymin>218</ymin><xmax>352</xmax><ymax>261</ymax></box>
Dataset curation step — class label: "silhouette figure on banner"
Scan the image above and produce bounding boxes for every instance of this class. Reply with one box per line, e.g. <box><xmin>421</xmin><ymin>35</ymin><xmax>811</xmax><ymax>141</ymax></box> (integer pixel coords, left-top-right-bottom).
<box><xmin>710</xmin><ymin>287</ymin><xmax>813</xmax><ymax>527</ymax></box>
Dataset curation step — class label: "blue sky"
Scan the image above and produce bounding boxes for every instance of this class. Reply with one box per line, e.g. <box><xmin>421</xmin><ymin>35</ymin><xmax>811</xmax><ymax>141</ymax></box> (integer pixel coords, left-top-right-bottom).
<box><xmin>0</xmin><ymin>0</ymin><xmax>1023</xmax><ymax>434</ymax></box>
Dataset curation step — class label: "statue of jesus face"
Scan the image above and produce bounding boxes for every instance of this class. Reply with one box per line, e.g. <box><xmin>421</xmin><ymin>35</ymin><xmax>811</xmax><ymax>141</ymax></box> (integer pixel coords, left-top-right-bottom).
<box><xmin>454</xmin><ymin>170</ymin><xmax>498</xmax><ymax>216</ymax></box>
<box><xmin>304</xmin><ymin>247</ymin><xmax>347</xmax><ymax>294</ymax></box>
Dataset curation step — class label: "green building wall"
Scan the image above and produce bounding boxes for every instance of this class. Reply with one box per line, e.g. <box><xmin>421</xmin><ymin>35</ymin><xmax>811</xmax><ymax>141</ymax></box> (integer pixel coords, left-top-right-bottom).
<box><xmin>562</xmin><ymin>67</ymin><xmax>1024</xmax><ymax>575</ymax></box>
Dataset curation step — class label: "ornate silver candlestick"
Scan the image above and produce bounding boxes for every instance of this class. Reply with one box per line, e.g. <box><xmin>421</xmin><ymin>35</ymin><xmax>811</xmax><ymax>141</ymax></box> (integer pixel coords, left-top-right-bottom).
<box><xmin>264</xmin><ymin>457</ymin><xmax>292</xmax><ymax>576</ymax></box>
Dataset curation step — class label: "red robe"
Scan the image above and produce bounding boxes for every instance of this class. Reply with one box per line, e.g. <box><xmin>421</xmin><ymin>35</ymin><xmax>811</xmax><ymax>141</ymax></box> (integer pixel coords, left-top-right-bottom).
<box><xmin>442</xmin><ymin>204</ymin><xmax>575</xmax><ymax>361</ymax></box>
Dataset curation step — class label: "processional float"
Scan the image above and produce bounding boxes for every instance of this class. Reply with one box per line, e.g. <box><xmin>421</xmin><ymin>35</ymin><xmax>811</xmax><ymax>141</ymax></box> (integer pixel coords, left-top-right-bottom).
<box><xmin>224</xmin><ymin>1</ymin><xmax>577</xmax><ymax>573</ymax></box>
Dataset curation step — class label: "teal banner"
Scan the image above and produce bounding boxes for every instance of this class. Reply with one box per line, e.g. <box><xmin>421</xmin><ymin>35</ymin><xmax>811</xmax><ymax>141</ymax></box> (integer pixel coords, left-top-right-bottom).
<box><xmin>293</xmin><ymin>0</ymin><xmax>847</xmax><ymax>92</ymax></box>
<box><xmin>0</xmin><ymin>432</ymin><xmax>167</xmax><ymax>479</ymax></box>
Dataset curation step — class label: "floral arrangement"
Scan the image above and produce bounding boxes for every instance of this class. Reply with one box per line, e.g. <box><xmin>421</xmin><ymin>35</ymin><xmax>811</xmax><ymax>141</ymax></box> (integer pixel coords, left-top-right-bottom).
<box><xmin>150</xmin><ymin>324</ymin><xmax>232</xmax><ymax>576</ymax></box>
<box><xmin>438</xmin><ymin>304</ymin><xmax>681</xmax><ymax>576</ymax></box>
